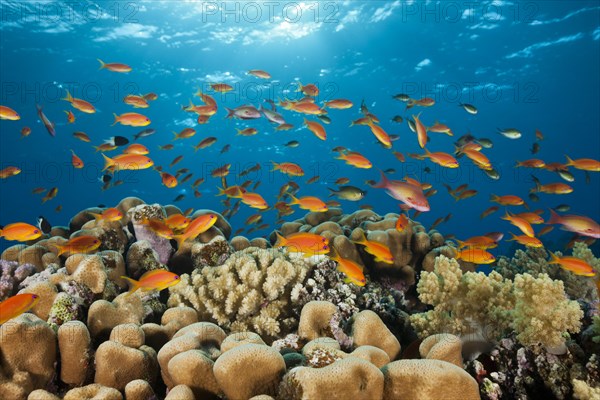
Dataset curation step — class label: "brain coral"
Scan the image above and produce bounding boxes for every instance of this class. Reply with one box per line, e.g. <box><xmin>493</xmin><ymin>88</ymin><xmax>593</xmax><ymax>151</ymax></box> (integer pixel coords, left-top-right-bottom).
<box><xmin>167</xmin><ymin>247</ymin><xmax>315</xmax><ymax>339</ymax></box>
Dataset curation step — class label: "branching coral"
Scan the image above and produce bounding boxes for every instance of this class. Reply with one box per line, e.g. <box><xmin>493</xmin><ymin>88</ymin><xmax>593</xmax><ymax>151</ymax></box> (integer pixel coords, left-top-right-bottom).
<box><xmin>410</xmin><ymin>255</ymin><xmax>514</xmax><ymax>340</ymax></box>
<box><xmin>410</xmin><ymin>255</ymin><xmax>584</xmax><ymax>351</ymax></box>
<box><xmin>0</xmin><ymin>259</ymin><xmax>36</xmax><ymax>301</ymax></box>
<box><xmin>512</xmin><ymin>273</ymin><xmax>583</xmax><ymax>349</ymax></box>
<box><xmin>167</xmin><ymin>247</ymin><xmax>315</xmax><ymax>339</ymax></box>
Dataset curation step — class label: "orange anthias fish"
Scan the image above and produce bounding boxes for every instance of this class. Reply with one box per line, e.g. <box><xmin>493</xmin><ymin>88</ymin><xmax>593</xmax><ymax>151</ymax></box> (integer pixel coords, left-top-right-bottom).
<box><xmin>480</xmin><ymin>206</ymin><xmax>499</xmax><ymax>219</ymax></box>
<box><xmin>456</xmin><ymin>236</ymin><xmax>498</xmax><ymax>250</ymax></box>
<box><xmin>211</xmin><ymin>164</ymin><xmax>231</xmax><ymax>178</ymax></box>
<box><xmin>102</xmin><ymin>154</ymin><xmax>153</xmax><ymax>172</ymax></box>
<box><xmin>490</xmin><ymin>194</ymin><xmax>525</xmax><ymax>206</ymax></box>
<box><xmin>406</xmin><ymin>97</ymin><xmax>435</xmax><ymax>110</ymax></box>
<box><xmin>297</xmin><ymin>82</ymin><xmax>319</xmax><ymax>96</ymax></box>
<box><xmin>0</xmin><ymin>105</ymin><xmax>20</xmax><ymax>120</ymax></box>
<box><xmin>124</xmin><ymin>144</ymin><xmax>150</xmax><ymax>155</ymax></box>
<box><xmin>159</xmin><ymin>172</ymin><xmax>178</xmax><ymax>188</ymax></box>
<box><xmin>0</xmin><ymin>222</ymin><xmax>42</xmax><ymax>242</ymax></box>
<box><xmin>456</xmin><ymin>248</ymin><xmax>496</xmax><ymax>264</ymax></box>
<box><xmin>272</xmin><ymin>162</ymin><xmax>304</xmax><ymax>177</ymax></box>
<box><xmin>531</xmin><ymin>183</ymin><xmax>573</xmax><ymax>194</ymax></box>
<box><xmin>372</xmin><ymin>170</ymin><xmax>430</xmax><ymax>212</ymax></box>
<box><xmin>0</xmin><ymin>293</ymin><xmax>39</xmax><ymax>324</ymax></box>
<box><xmin>366</xmin><ymin>121</ymin><xmax>392</xmax><ymax>148</ymax></box>
<box><xmin>275</xmin><ymin>232</ymin><xmax>329</xmax><ymax>257</ymax></box>
<box><xmin>210</xmin><ymin>83</ymin><xmax>233</xmax><ymax>93</ymax></box>
<box><xmin>248</xmin><ymin>69</ymin><xmax>271</xmax><ymax>79</ymax></box>
<box><xmin>71</xmin><ymin>150</ymin><xmax>84</xmax><ymax>169</ymax></box>
<box><xmin>73</xmin><ymin>131</ymin><xmax>91</xmax><ymax>142</ymax></box>
<box><xmin>62</xmin><ymin>90</ymin><xmax>95</xmax><ymax>113</ymax></box>
<box><xmin>565</xmin><ymin>156</ymin><xmax>600</xmax><ymax>172</ymax></box>
<box><xmin>329</xmin><ymin>247</ymin><xmax>365</xmax><ymax>286</ymax></box>
<box><xmin>173</xmin><ymin>214</ymin><xmax>218</xmax><ymax>247</ymax></box>
<box><xmin>64</xmin><ymin>110</ymin><xmax>75</xmax><ymax>123</ymax></box>
<box><xmin>304</xmin><ymin>118</ymin><xmax>327</xmax><ymax>140</ymax></box>
<box><xmin>501</xmin><ymin>211</ymin><xmax>535</xmax><ymax>237</ymax></box>
<box><xmin>241</xmin><ymin>192</ymin><xmax>268</xmax><ymax>209</ymax></box>
<box><xmin>98</xmin><ymin>59</ymin><xmax>132</xmax><ymax>73</ymax></box>
<box><xmin>218</xmin><ymin>185</ymin><xmax>247</xmax><ymax>199</ymax></box>
<box><xmin>123</xmin><ymin>95</ymin><xmax>149</xmax><ymax>108</ymax></box>
<box><xmin>547</xmin><ymin>209</ymin><xmax>600</xmax><ymax>238</ymax></box>
<box><xmin>428</xmin><ymin>121</ymin><xmax>453</xmax><ymax>136</ymax></box>
<box><xmin>514</xmin><ymin>212</ymin><xmax>544</xmax><ymax>224</ymax></box>
<box><xmin>463</xmin><ymin>150</ymin><xmax>492</xmax><ymax>170</ymax></box>
<box><xmin>324</xmin><ymin>99</ymin><xmax>353</xmax><ymax>109</ymax></box>
<box><xmin>515</xmin><ymin>159</ymin><xmax>546</xmax><ymax>168</ymax></box>
<box><xmin>288</xmin><ymin>195</ymin><xmax>328</xmax><ymax>212</ymax></box>
<box><xmin>0</xmin><ymin>166</ymin><xmax>21</xmax><ymax>179</ymax></box>
<box><xmin>548</xmin><ymin>253</ymin><xmax>596</xmax><ymax>277</ymax></box>
<box><xmin>395</xmin><ymin>214</ymin><xmax>410</xmax><ymax>232</ymax></box>
<box><xmin>89</xmin><ymin>207</ymin><xmax>123</xmax><ymax>222</ymax></box>
<box><xmin>53</xmin><ymin>235</ymin><xmax>101</xmax><ymax>256</ymax></box>
<box><xmin>164</xmin><ymin>214</ymin><xmax>191</xmax><ymax>231</ymax></box>
<box><xmin>42</xmin><ymin>187</ymin><xmax>58</xmax><ymax>203</ymax></box>
<box><xmin>121</xmin><ymin>270</ymin><xmax>180</xmax><ymax>296</ymax></box>
<box><xmin>352</xmin><ymin>231</ymin><xmax>394</xmax><ymax>264</ymax></box>
<box><xmin>173</xmin><ymin>128</ymin><xmax>196</xmax><ymax>140</ymax></box>
<box><xmin>141</xmin><ymin>219</ymin><xmax>174</xmax><ymax>239</ymax></box>
<box><xmin>20</xmin><ymin>126</ymin><xmax>31</xmax><ymax>138</ymax></box>
<box><xmin>336</xmin><ymin>151</ymin><xmax>372</xmax><ymax>169</ymax></box>
<box><xmin>112</xmin><ymin>112</ymin><xmax>151</xmax><ymax>127</ymax></box>
<box><xmin>423</xmin><ymin>149</ymin><xmax>459</xmax><ymax>168</ymax></box>
<box><xmin>507</xmin><ymin>233</ymin><xmax>543</xmax><ymax>248</ymax></box>
<box><xmin>413</xmin><ymin>113</ymin><xmax>428</xmax><ymax>149</ymax></box>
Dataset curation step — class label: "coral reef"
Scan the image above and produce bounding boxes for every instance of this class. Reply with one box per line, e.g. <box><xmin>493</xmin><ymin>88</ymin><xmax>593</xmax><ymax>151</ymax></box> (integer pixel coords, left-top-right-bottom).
<box><xmin>0</xmin><ymin>259</ymin><xmax>35</xmax><ymax>301</ymax></box>
<box><xmin>167</xmin><ymin>247</ymin><xmax>315</xmax><ymax>339</ymax></box>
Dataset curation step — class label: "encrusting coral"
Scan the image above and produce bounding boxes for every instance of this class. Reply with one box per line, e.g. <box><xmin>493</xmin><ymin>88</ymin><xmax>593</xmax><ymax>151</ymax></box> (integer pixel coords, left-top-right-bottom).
<box><xmin>167</xmin><ymin>247</ymin><xmax>315</xmax><ymax>339</ymax></box>
<box><xmin>410</xmin><ymin>255</ymin><xmax>583</xmax><ymax>351</ymax></box>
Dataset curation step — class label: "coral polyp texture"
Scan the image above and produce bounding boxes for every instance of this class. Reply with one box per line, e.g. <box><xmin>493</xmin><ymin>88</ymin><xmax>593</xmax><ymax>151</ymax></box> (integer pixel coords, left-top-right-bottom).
<box><xmin>0</xmin><ymin>198</ymin><xmax>598</xmax><ymax>399</ymax></box>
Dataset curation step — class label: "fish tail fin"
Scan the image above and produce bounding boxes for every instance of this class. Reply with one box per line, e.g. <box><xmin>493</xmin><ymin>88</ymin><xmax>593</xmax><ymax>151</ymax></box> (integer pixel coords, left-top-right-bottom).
<box><xmin>372</xmin><ymin>169</ymin><xmax>389</xmax><ymax>189</ymax></box>
<box><xmin>121</xmin><ymin>276</ymin><xmax>141</xmax><ymax>295</ymax></box>
<box><xmin>88</xmin><ymin>212</ymin><xmax>102</xmax><ymax>221</ymax></box>
<box><xmin>547</xmin><ymin>251</ymin><xmax>560</xmax><ymax>264</ymax></box>
<box><xmin>97</xmin><ymin>59</ymin><xmax>106</xmax><ymax>69</ymax></box>
<box><xmin>327</xmin><ymin>188</ymin><xmax>337</xmax><ymax>197</ymax></box>
<box><xmin>112</xmin><ymin>113</ymin><xmax>119</xmax><ymax>126</ymax></box>
<box><xmin>450</xmin><ymin>192</ymin><xmax>460</xmax><ymax>202</ymax></box>
<box><xmin>270</xmin><ymin>161</ymin><xmax>278</xmax><ymax>171</ymax></box>
<box><xmin>173</xmin><ymin>234</ymin><xmax>187</xmax><ymax>249</ymax></box>
<box><xmin>35</xmin><ymin>103</ymin><xmax>42</xmax><ymax>113</ymax></box>
<box><xmin>565</xmin><ymin>155</ymin><xmax>574</xmax><ymax>166</ymax></box>
<box><xmin>455</xmin><ymin>239</ymin><xmax>466</xmax><ymax>248</ymax></box>
<box><xmin>423</xmin><ymin>148</ymin><xmax>431</xmax><ymax>157</ymax></box>
<box><xmin>225</xmin><ymin>108</ymin><xmax>235</xmax><ymax>119</ymax></box>
<box><xmin>0</xmin><ymin>228</ymin><xmax>3</xmax><ymax>237</ymax></box>
<box><xmin>296</xmin><ymin>81</ymin><xmax>303</xmax><ymax>92</ymax></box>
<box><xmin>172</xmin><ymin>131</ymin><xmax>179</xmax><ymax>140</ymax></box>
<box><xmin>274</xmin><ymin>232</ymin><xmax>286</xmax><ymax>248</ymax></box>
<box><xmin>351</xmin><ymin>230</ymin><xmax>367</xmax><ymax>245</ymax></box>
<box><xmin>62</xmin><ymin>90</ymin><xmax>73</xmax><ymax>102</ymax></box>
<box><xmin>328</xmin><ymin>246</ymin><xmax>340</xmax><ymax>262</ymax></box>
<box><xmin>490</xmin><ymin>194</ymin><xmax>499</xmax><ymax>203</ymax></box>
<box><xmin>288</xmin><ymin>195</ymin><xmax>299</xmax><ymax>206</ymax></box>
<box><xmin>547</xmin><ymin>208</ymin><xmax>562</xmax><ymax>225</ymax></box>
<box><xmin>101</xmin><ymin>154</ymin><xmax>115</xmax><ymax>172</ymax></box>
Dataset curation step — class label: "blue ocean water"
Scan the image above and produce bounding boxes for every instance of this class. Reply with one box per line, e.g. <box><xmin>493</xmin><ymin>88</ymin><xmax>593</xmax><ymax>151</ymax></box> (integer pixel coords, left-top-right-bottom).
<box><xmin>1</xmin><ymin>0</ymin><xmax>599</xmax><ymax>255</ymax></box>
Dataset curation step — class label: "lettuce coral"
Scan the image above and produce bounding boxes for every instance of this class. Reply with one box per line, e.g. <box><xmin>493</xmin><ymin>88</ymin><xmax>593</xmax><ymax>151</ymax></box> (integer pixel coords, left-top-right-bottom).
<box><xmin>167</xmin><ymin>247</ymin><xmax>315</xmax><ymax>339</ymax></box>
<box><xmin>410</xmin><ymin>255</ymin><xmax>584</xmax><ymax>350</ymax></box>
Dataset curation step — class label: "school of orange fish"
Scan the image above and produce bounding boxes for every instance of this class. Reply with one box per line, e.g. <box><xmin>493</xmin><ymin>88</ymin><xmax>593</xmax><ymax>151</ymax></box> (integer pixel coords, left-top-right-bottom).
<box><xmin>1</xmin><ymin>60</ymin><xmax>599</xmax><ymax>322</ymax></box>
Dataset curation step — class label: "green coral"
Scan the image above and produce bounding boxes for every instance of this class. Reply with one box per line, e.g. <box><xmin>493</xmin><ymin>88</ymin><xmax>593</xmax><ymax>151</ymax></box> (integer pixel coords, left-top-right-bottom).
<box><xmin>47</xmin><ymin>292</ymin><xmax>80</xmax><ymax>331</ymax></box>
<box><xmin>410</xmin><ymin>255</ymin><xmax>584</xmax><ymax>350</ymax></box>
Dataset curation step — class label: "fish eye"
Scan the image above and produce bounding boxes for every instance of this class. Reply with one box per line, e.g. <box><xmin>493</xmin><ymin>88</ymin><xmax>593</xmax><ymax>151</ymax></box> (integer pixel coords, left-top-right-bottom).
<box><xmin>32</xmin><ymin>294</ymin><xmax>39</xmax><ymax>298</ymax></box>
<box><xmin>34</xmin><ymin>229</ymin><xmax>39</xmax><ymax>234</ymax></box>
<box><xmin>174</xmin><ymin>275</ymin><xmax>180</xmax><ymax>279</ymax></box>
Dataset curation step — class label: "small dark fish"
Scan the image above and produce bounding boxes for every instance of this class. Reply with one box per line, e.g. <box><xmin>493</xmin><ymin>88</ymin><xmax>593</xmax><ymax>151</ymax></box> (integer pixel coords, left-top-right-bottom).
<box><xmin>55</xmin><ymin>205</ymin><xmax>62</xmax><ymax>213</ymax></box>
<box><xmin>220</xmin><ymin>144</ymin><xmax>231</xmax><ymax>154</ymax></box>
<box><xmin>554</xmin><ymin>204</ymin><xmax>571</xmax><ymax>212</ymax></box>
<box><xmin>459</xmin><ymin>103</ymin><xmax>478</xmax><ymax>115</ymax></box>
<box><xmin>180</xmin><ymin>173</ymin><xmax>193</xmax><ymax>184</ymax></box>
<box><xmin>113</xmin><ymin>180</ymin><xmax>124</xmax><ymax>186</ymax></box>
<box><xmin>585</xmin><ymin>171</ymin><xmax>591</xmax><ymax>184</ymax></box>
<box><xmin>101</xmin><ymin>174</ymin><xmax>112</xmax><ymax>183</ymax></box>
<box><xmin>174</xmin><ymin>194</ymin><xmax>185</xmax><ymax>202</ymax></box>
<box><xmin>556</xmin><ymin>169</ymin><xmax>574</xmax><ymax>182</ymax></box>
<box><xmin>391</xmin><ymin>115</ymin><xmax>404</xmax><ymax>123</ymax></box>
<box><xmin>389</xmin><ymin>135</ymin><xmax>400</xmax><ymax>142</ymax></box>
<box><xmin>392</xmin><ymin>94</ymin><xmax>410</xmax><ymax>102</ymax></box>
<box><xmin>317</xmin><ymin>114</ymin><xmax>331</xmax><ymax>124</ymax></box>
<box><xmin>170</xmin><ymin>155</ymin><xmax>184</xmax><ymax>167</ymax></box>
<box><xmin>37</xmin><ymin>216</ymin><xmax>52</xmax><ymax>234</ymax></box>
<box><xmin>97</xmin><ymin>204</ymin><xmax>106</xmax><ymax>208</ymax></box>
<box><xmin>36</xmin><ymin>104</ymin><xmax>55</xmax><ymax>137</ymax></box>
<box><xmin>134</xmin><ymin>128</ymin><xmax>156</xmax><ymax>140</ymax></box>
<box><xmin>306</xmin><ymin>176</ymin><xmax>319</xmax><ymax>184</ymax></box>
<box><xmin>455</xmin><ymin>133</ymin><xmax>476</xmax><ymax>147</ymax></box>
<box><xmin>530</xmin><ymin>143</ymin><xmax>540</xmax><ymax>154</ymax></box>
<box><xmin>483</xmin><ymin>168</ymin><xmax>500</xmax><ymax>180</ymax></box>
<box><xmin>284</xmin><ymin>140</ymin><xmax>300</xmax><ymax>148</ymax></box>
<box><xmin>477</xmin><ymin>138</ymin><xmax>493</xmax><ymax>148</ymax></box>
<box><xmin>360</xmin><ymin>99</ymin><xmax>369</xmax><ymax>114</ymax></box>
<box><xmin>423</xmin><ymin>167</ymin><xmax>432</xmax><ymax>174</ymax></box>
<box><xmin>528</xmin><ymin>192</ymin><xmax>540</xmax><ymax>202</ymax></box>
<box><xmin>328</xmin><ymin>185</ymin><xmax>366</xmax><ymax>201</ymax></box>
<box><xmin>105</xmin><ymin>136</ymin><xmax>129</xmax><ymax>146</ymax></box>
<box><xmin>407</xmin><ymin>119</ymin><xmax>416</xmax><ymax>133</ymax></box>
<box><xmin>384</xmin><ymin>168</ymin><xmax>396</xmax><ymax>174</ymax></box>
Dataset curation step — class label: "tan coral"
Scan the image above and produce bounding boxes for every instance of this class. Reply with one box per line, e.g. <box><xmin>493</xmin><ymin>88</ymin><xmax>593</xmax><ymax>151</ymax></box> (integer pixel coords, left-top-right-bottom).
<box><xmin>381</xmin><ymin>359</ymin><xmax>480</xmax><ymax>400</ymax></box>
<box><xmin>18</xmin><ymin>281</ymin><xmax>58</xmax><ymax>320</ymax></box>
<box><xmin>297</xmin><ymin>301</ymin><xmax>338</xmax><ymax>341</ymax></box>
<box><xmin>124</xmin><ymin>379</ymin><xmax>156</xmax><ymax>400</ymax></box>
<box><xmin>141</xmin><ymin>306</ymin><xmax>199</xmax><ymax>351</ymax></box>
<box><xmin>213</xmin><ymin>343</ymin><xmax>286</xmax><ymax>400</ymax></box>
<box><xmin>26</xmin><ymin>390</ymin><xmax>60</xmax><ymax>400</ymax></box>
<box><xmin>63</xmin><ymin>383</ymin><xmax>123</xmax><ymax>400</ymax></box>
<box><xmin>221</xmin><ymin>331</ymin><xmax>266</xmax><ymax>352</ymax></box>
<box><xmin>58</xmin><ymin>321</ymin><xmax>91</xmax><ymax>386</ymax></box>
<box><xmin>65</xmin><ymin>254</ymin><xmax>108</xmax><ymax>294</ymax></box>
<box><xmin>157</xmin><ymin>322</ymin><xmax>226</xmax><ymax>388</ymax></box>
<box><xmin>0</xmin><ymin>314</ymin><xmax>56</xmax><ymax>399</ymax></box>
<box><xmin>87</xmin><ymin>293</ymin><xmax>145</xmax><ymax>339</ymax></box>
<box><xmin>94</xmin><ymin>324</ymin><xmax>158</xmax><ymax>391</ymax></box>
<box><xmin>165</xmin><ymin>385</ymin><xmax>195</xmax><ymax>400</ymax></box>
<box><xmin>350</xmin><ymin>346</ymin><xmax>390</xmax><ymax>368</ymax></box>
<box><xmin>168</xmin><ymin>247</ymin><xmax>314</xmax><ymax>339</ymax></box>
<box><xmin>17</xmin><ymin>244</ymin><xmax>46</xmax><ymax>272</ymax></box>
<box><xmin>167</xmin><ymin>350</ymin><xmax>221</xmax><ymax>399</ymax></box>
<box><xmin>279</xmin><ymin>357</ymin><xmax>384</xmax><ymax>399</ymax></box>
<box><xmin>419</xmin><ymin>333</ymin><xmax>463</xmax><ymax>368</ymax></box>
<box><xmin>352</xmin><ymin>310</ymin><xmax>400</xmax><ymax>360</ymax></box>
